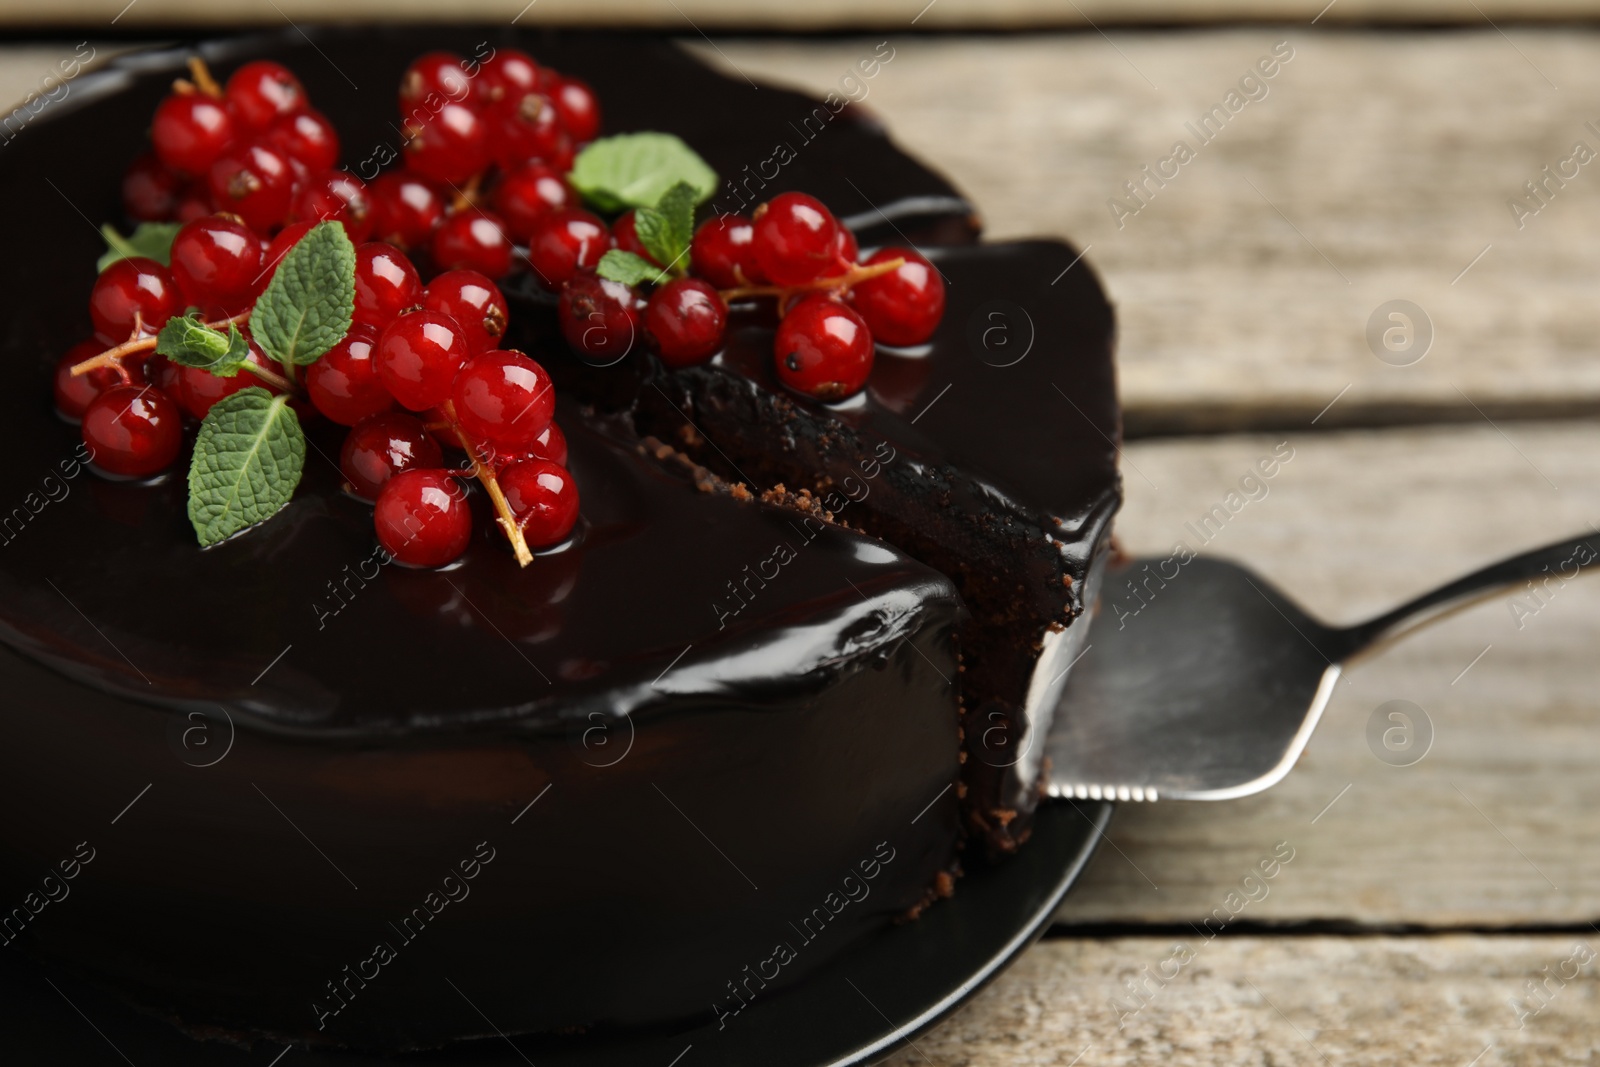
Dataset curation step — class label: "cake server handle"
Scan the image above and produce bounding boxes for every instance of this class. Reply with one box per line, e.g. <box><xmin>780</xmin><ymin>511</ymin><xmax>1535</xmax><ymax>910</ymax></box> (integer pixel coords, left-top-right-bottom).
<box><xmin>1333</xmin><ymin>531</ymin><xmax>1600</xmax><ymax>661</ymax></box>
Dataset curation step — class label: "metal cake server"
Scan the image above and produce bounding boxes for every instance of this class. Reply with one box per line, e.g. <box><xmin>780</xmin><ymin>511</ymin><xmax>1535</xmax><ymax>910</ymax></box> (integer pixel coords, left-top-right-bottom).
<box><xmin>1045</xmin><ymin>532</ymin><xmax>1599</xmax><ymax>802</ymax></box>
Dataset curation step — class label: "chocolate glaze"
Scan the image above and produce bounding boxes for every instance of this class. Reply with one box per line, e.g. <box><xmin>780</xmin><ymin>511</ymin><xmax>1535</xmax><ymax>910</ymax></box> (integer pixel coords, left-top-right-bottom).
<box><xmin>510</xmin><ymin>242</ymin><xmax>1123</xmax><ymax>849</ymax></box>
<box><xmin>0</xmin><ymin>27</ymin><xmax>1114</xmax><ymax>1051</ymax></box>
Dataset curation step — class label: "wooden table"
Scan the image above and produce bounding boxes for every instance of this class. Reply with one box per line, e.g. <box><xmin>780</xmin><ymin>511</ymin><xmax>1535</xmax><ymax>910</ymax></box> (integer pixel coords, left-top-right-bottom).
<box><xmin>700</xmin><ymin>30</ymin><xmax>1600</xmax><ymax>1064</ymax></box>
<box><xmin>6</xmin><ymin>25</ymin><xmax>1599</xmax><ymax>1065</ymax></box>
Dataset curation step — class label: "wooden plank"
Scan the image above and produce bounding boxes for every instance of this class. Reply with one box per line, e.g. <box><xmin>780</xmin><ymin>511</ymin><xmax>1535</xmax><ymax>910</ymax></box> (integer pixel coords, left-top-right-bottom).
<box><xmin>883</xmin><ymin>935</ymin><xmax>1600</xmax><ymax>1066</ymax></box>
<box><xmin>702</xmin><ymin>31</ymin><xmax>1600</xmax><ymax>431</ymax></box>
<box><xmin>1047</xmin><ymin>420</ymin><xmax>1600</xmax><ymax>926</ymax></box>
<box><xmin>9</xmin><ymin>1</ymin><xmax>1600</xmax><ymax>29</ymax></box>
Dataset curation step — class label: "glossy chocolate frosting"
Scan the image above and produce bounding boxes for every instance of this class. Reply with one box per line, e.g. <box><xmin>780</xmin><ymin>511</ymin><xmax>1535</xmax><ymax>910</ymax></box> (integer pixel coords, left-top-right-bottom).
<box><xmin>513</xmin><ymin>240</ymin><xmax>1122</xmax><ymax>849</ymax></box>
<box><xmin>0</xmin><ymin>27</ymin><xmax>1115</xmax><ymax>1050</ymax></box>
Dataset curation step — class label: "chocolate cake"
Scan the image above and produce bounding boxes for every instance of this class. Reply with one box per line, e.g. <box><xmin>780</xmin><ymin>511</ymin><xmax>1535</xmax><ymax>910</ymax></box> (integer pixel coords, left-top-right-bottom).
<box><xmin>0</xmin><ymin>28</ymin><xmax>1119</xmax><ymax>1051</ymax></box>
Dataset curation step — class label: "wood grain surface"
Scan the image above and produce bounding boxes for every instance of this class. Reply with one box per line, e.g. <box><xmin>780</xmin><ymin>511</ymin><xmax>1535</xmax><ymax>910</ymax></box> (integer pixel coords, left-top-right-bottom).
<box><xmin>701</xmin><ymin>31</ymin><xmax>1600</xmax><ymax>432</ymax></box>
<box><xmin>879</xmin><ymin>935</ymin><xmax>1600</xmax><ymax>1066</ymax></box>
<box><xmin>1059</xmin><ymin>422</ymin><xmax>1600</xmax><ymax>927</ymax></box>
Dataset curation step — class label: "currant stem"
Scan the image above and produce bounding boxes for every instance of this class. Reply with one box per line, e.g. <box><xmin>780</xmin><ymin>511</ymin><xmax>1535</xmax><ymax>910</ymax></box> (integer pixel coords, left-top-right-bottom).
<box><xmin>441</xmin><ymin>400</ymin><xmax>535</xmax><ymax>568</ymax></box>
<box><xmin>240</xmin><ymin>360</ymin><xmax>293</xmax><ymax>392</ymax></box>
<box><xmin>718</xmin><ymin>256</ymin><xmax>905</xmax><ymax>304</ymax></box>
<box><xmin>69</xmin><ymin>310</ymin><xmax>252</xmax><ymax>377</ymax></box>
<box><xmin>187</xmin><ymin>57</ymin><xmax>223</xmax><ymax>99</ymax></box>
<box><xmin>450</xmin><ymin>172</ymin><xmax>484</xmax><ymax>214</ymax></box>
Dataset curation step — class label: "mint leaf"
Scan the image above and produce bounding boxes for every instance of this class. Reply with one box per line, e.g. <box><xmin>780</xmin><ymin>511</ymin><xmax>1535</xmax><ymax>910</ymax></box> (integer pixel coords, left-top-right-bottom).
<box><xmin>249</xmin><ymin>221</ymin><xmax>355</xmax><ymax>368</ymax></box>
<box><xmin>187</xmin><ymin>389</ymin><xmax>306</xmax><ymax>547</ymax></box>
<box><xmin>155</xmin><ymin>316</ymin><xmax>252</xmax><ymax>376</ymax></box>
<box><xmin>97</xmin><ymin>222</ymin><xmax>181</xmax><ymax>272</ymax></box>
<box><xmin>569</xmin><ymin>133</ymin><xmax>717</xmax><ymax>213</ymax></box>
<box><xmin>633</xmin><ymin>181</ymin><xmax>697</xmax><ymax>277</ymax></box>
<box><xmin>596</xmin><ymin>249</ymin><xmax>666</xmax><ymax>287</ymax></box>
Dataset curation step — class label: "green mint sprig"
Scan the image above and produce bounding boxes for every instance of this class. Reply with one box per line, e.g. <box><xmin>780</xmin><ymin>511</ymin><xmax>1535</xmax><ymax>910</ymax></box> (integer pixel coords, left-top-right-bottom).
<box><xmin>182</xmin><ymin>220</ymin><xmax>356</xmax><ymax>548</ymax></box>
<box><xmin>155</xmin><ymin>316</ymin><xmax>253</xmax><ymax>377</ymax></box>
<box><xmin>595</xmin><ymin>181</ymin><xmax>699</xmax><ymax>286</ymax></box>
<box><xmin>97</xmin><ymin>221</ymin><xmax>181</xmax><ymax>272</ymax></box>
<box><xmin>569</xmin><ymin>132</ymin><xmax>717</xmax><ymax>214</ymax></box>
<box><xmin>249</xmin><ymin>220</ymin><xmax>356</xmax><ymax>370</ymax></box>
<box><xmin>596</xmin><ymin>249</ymin><xmax>666</xmax><ymax>287</ymax></box>
<box><xmin>187</xmin><ymin>389</ymin><xmax>306</xmax><ymax>547</ymax></box>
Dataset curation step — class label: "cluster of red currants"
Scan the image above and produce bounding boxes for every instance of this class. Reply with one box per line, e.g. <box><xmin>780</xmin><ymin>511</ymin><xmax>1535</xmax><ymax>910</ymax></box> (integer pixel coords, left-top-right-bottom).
<box><xmin>554</xmin><ymin>191</ymin><xmax>947</xmax><ymax>401</ymax></box>
<box><xmin>64</xmin><ymin>51</ymin><xmax>589</xmax><ymax>570</ymax></box>
<box><xmin>383</xmin><ymin>48</ymin><xmax>600</xmax><ymax>279</ymax></box>
<box><xmin>125</xmin><ymin>58</ymin><xmax>369</xmax><ymax>240</ymax></box>
<box><xmin>337</xmin><ymin>259</ymin><xmax>579</xmax><ymax>570</ymax></box>
<box><xmin>121</xmin><ymin>48</ymin><xmax>600</xmax><ymax>283</ymax></box>
<box><xmin>63</xmin><ymin>230</ymin><xmax>577</xmax><ymax>569</ymax></box>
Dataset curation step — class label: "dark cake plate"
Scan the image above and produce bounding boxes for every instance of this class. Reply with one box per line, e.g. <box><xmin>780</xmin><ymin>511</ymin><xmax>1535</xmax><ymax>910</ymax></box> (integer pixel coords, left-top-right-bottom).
<box><xmin>0</xmin><ymin>802</ymin><xmax>1110</xmax><ymax>1067</ymax></box>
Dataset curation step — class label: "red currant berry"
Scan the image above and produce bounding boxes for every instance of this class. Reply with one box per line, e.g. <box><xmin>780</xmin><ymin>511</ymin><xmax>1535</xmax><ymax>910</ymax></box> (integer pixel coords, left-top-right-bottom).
<box><xmin>528</xmin><ymin>208</ymin><xmax>609</xmax><ymax>290</ymax></box>
<box><xmin>450</xmin><ymin>350</ymin><xmax>554</xmax><ymax>450</ymax></box>
<box><xmin>494</xmin><ymin>421</ymin><xmax>567</xmax><ymax>469</ymax></box>
<box><xmin>148</xmin><ymin>353</ymin><xmax>183</xmax><ymax>396</ymax></box>
<box><xmin>487</xmin><ymin>91</ymin><xmax>570</xmax><ymax>171</ymax></box>
<box><xmin>341</xmin><ymin>411</ymin><xmax>442</xmax><ymax>500</ymax></box>
<box><xmin>352</xmin><ymin>243</ymin><xmax>423</xmax><ymax>330</ymax></box>
<box><xmin>773</xmin><ymin>294</ymin><xmax>875</xmax><ymax>401</ymax></box>
<box><xmin>170</xmin><ymin>215</ymin><xmax>263</xmax><ymax>310</ymax></box>
<box><xmin>374</xmin><ymin>468</ymin><xmax>473</xmax><ymax>568</ymax></box>
<box><xmin>550</xmin><ymin>77</ymin><xmax>601</xmax><ymax>144</ymax></box>
<box><xmin>291</xmin><ymin>170</ymin><xmax>372</xmax><ymax>243</ymax></box>
<box><xmin>499</xmin><ymin>459</ymin><xmax>579</xmax><ymax>548</ymax></box>
<box><xmin>122</xmin><ymin>153</ymin><xmax>184</xmax><ymax>221</ymax></box>
<box><xmin>90</xmin><ymin>257</ymin><xmax>182</xmax><ymax>341</ymax></box>
<box><xmin>263</xmin><ymin>108</ymin><xmax>340</xmax><ymax>172</ymax></box>
<box><xmin>849</xmin><ymin>247</ymin><xmax>946</xmax><ymax>347</ymax></box>
<box><xmin>54</xmin><ymin>341</ymin><xmax>120</xmax><ymax>421</ymax></box>
<box><xmin>368</xmin><ymin>171</ymin><xmax>445</xmax><ymax>249</ymax></box>
<box><xmin>825</xmin><ymin>224</ymin><xmax>859</xmax><ymax>276</ymax></box>
<box><xmin>430</xmin><ymin>209</ymin><xmax>513</xmax><ymax>278</ymax></box>
<box><xmin>493</xmin><ymin>162</ymin><xmax>573</xmax><ymax>242</ymax></box>
<box><xmin>175</xmin><ymin>187</ymin><xmax>214</xmax><ymax>224</ymax></box>
<box><xmin>81</xmin><ymin>385</ymin><xmax>183</xmax><ymax>478</ymax></box>
<box><xmin>224</xmin><ymin>61</ymin><xmax>306</xmax><ymax>132</ymax></box>
<box><xmin>375</xmin><ymin>310</ymin><xmax>472</xmax><ymax>411</ymax></box>
<box><xmin>558</xmin><ymin>274</ymin><xmax>640</xmax><ymax>363</ymax></box>
<box><xmin>613</xmin><ymin>210</ymin><xmax>659</xmax><ymax>266</ymax></box>
<box><xmin>402</xmin><ymin>103</ymin><xmax>490</xmax><ymax>187</ymax></box>
<box><xmin>306</xmin><ymin>324</ymin><xmax>394</xmax><ymax>426</ymax></box>
<box><xmin>398</xmin><ymin>52</ymin><xmax>473</xmax><ymax>116</ymax></box>
<box><xmin>258</xmin><ymin>219</ymin><xmax>316</xmax><ymax>290</ymax></box>
<box><xmin>691</xmin><ymin>215</ymin><xmax>765</xmax><ymax>288</ymax></box>
<box><xmin>753</xmin><ymin>192</ymin><xmax>839</xmax><ymax>286</ymax></box>
<box><xmin>477</xmin><ymin>48</ymin><xmax>541</xmax><ymax>105</ymax></box>
<box><xmin>208</xmin><ymin>141</ymin><xmax>295</xmax><ymax>233</ymax></box>
<box><xmin>422</xmin><ymin>270</ymin><xmax>508</xmax><ymax>355</ymax></box>
<box><xmin>644</xmin><ymin>278</ymin><xmax>727</xmax><ymax>368</ymax></box>
<box><xmin>177</xmin><ymin>342</ymin><xmax>279</xmax><ymax>419</ymax></box>
<box><xmin>151</xmin><ymin>92</ymin><xmax>236</xmax><ymax>177</ymax></box>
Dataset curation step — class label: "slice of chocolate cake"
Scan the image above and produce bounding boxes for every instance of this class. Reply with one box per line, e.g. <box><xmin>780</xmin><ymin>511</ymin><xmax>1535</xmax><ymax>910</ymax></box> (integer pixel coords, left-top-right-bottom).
<box><xmin>526</xmin><ymin>239</ymin><xmax>1121</xmax><ymax>854</ymax></box>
